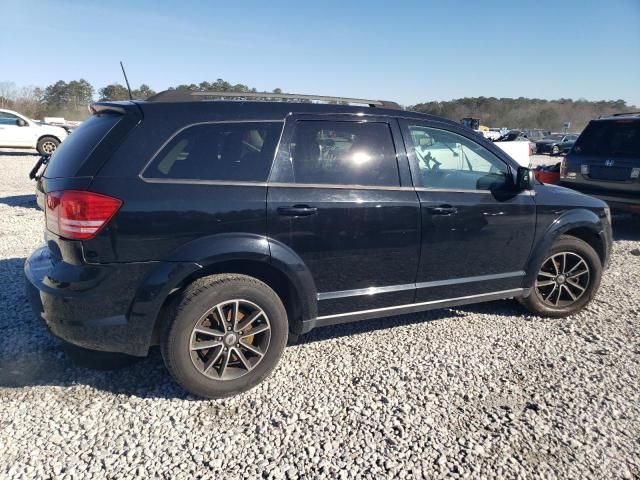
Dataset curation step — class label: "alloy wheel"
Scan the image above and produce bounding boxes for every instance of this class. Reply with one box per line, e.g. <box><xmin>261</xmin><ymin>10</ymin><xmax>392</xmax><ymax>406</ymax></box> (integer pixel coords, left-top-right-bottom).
<box><xmin>42</xmin><ymin>141</ymin><xmax>57</xmax><ymax>154</ymax></box>
<box><xmin>535</xmin><ymin>252</ymin><xmax>590</xmax><ymax>307</ymax></box>
<box><xmin>189</xmin><ymin>299</ymin><xmax>271</xmax><ymax>380</ymax></box>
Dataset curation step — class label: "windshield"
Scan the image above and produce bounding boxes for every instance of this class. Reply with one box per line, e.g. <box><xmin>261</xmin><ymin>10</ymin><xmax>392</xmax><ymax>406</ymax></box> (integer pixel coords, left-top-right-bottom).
<box><xmin>45</xmin><ymin>114</ymin><xmax>121</xmax><ymax>178</ymax></box>
<box><xmin>574</xmin><ymin>120</ymin><xmax>640</xmax><ymax>158</ymax></box>
<box><xmin>543</xmin><ymin>134</ymin><xmax>564</xmax><ymax>141</ymax></box>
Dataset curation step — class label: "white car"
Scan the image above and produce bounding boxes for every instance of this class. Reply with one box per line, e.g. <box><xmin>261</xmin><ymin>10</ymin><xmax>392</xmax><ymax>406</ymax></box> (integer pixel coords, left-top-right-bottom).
<box><xmin>0</xmin><ymin>108</ymin><xmax>68</xmax><ymax>155</ymax></box>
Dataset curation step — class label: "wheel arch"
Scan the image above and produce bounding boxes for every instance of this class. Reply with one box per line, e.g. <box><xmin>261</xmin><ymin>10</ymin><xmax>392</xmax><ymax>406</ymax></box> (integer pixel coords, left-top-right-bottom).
<box><xmin>128</xmin><ymin>233</ymin><xmax>318</xmax><ymax>353</ymax></box>
<box><xmin>37</xmin><ymin>134</ymin><xmax>63</xmax><ymax>144</ymax></box>
<box><xmin>524</xmin><ymin>208</ymin><xmax>607</xmax><ymax>288</ymax></box>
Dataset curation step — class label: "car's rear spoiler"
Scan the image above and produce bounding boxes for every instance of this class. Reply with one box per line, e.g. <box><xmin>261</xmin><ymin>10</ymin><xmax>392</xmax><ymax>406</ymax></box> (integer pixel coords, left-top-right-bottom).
<box><xmin>89</xmin><ymin>101</ymin><xmax>144</xmax><ymax>119</ymax></box>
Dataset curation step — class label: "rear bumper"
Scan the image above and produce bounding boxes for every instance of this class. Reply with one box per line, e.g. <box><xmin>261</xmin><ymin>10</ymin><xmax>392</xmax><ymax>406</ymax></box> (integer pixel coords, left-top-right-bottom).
<box><xmin>24</xmin><ymin>246</ymin><xmax>158</xmax><ymax>356</ymax></box>
<box><xmin>558</xmin><ymin>182</ymin><xmax>640</xmax><ymax>213</ymax></box>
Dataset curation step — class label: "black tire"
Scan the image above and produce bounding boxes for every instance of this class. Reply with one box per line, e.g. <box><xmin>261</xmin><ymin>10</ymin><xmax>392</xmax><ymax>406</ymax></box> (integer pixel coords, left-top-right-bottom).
<box><xmin>518</xmin><ymin>235</ymin><xmax>602</xmax><ymax>318</ymax></box>
<box><xmin>551</xmin><ymin>145</ymin><xmax>560</xmax><ymax>156</ymax></box>
<box><xmin>161</xmin><ymin>274</ymin><xmax>288</xmax><ymax>399</ymax></box>
<box><xmin>36</xmin><ymin>136</ymin><xmax>60</xmax><ymax>155</ymax></box>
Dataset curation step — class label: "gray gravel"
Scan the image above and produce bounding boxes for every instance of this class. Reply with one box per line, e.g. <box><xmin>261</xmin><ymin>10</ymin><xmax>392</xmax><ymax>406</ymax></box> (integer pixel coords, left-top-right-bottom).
<box><xmin>1</xmin><ymin>150</ymin><xmax>639</xmax><ymax>479</ymax></box>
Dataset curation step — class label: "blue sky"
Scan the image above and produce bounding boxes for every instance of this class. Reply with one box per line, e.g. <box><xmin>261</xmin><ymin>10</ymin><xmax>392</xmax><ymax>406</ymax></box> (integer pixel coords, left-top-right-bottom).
<box><xmin>2</xmin><ymin>0</ymin><xmax>639</xmax><ymax>106</ymax></box>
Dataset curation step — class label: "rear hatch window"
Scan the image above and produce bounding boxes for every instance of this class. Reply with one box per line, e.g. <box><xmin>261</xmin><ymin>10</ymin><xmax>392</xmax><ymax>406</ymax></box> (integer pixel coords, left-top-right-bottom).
<box><xmin>44</xmin><ymin>114</ymin><xmax>122</xmax><ymax>178</ymax></box>
<box><xmin>574</xmin><ymin>120</ymin><xmax>640</xmax><ymax>159</ymax></box>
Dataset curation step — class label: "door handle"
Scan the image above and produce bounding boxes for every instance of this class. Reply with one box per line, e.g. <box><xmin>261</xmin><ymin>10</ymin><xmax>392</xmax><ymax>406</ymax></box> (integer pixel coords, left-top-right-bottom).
<box><xmin>428</xmin><ymin>204</ymin><xmax>458</xmax><ymax>215</ymax></box>
<box><xmin>277</xmin><ymin>205</ymin><xmax>318</xmax><ymax>217</ymax></box>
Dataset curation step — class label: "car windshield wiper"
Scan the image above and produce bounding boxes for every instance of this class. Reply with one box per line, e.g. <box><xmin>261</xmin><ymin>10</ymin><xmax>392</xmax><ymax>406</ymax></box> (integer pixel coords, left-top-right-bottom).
<box><xmin>29</xmin><ymin>154</ymin><xmax>50</xmax><ymax>180</ymax></box>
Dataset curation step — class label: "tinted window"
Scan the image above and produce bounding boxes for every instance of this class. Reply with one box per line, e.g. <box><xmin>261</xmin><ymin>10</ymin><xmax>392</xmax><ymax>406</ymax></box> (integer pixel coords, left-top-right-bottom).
<box><xmin>45</xmin><ymin>114</ymin><xmax>120</xmax><ymax>178</ymax></box>
<box><xmin>144</xmin><ymin>122</ymin><xmax>282</xmax><ymax>182</ymax></box>
<box><xmin>290</xmin><ymin>121</ymin><xmax>399</xmax><ymax>186</ymax></box>
<box><xmin>574</xmin><ymin>120</ymin><xmax>640</xmax><ymax>158</ymax></box>
<box><xmin>0</xmin><ymin>111</ymin><xmax>19</xmax><ymax>125</ymax></box>
<box><xmin>407</xmin><ymin>126</ymin><xmax>510</xmax><ymax>191</ymax></box>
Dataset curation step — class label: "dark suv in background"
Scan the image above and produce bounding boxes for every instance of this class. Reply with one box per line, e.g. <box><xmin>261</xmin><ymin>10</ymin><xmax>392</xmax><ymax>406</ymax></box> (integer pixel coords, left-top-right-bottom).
<box><xmin>560</xmin><ymin>113</ymin><xmax>640</xmax><ymax>214</ymax></box>
<box><xmin>25</xmin><ymin>91</ymin><xmax>612</xmax><ymax>398</ymax></box>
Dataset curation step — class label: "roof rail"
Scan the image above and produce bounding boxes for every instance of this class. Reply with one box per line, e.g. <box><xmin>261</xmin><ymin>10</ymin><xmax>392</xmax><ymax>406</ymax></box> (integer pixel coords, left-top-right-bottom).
<box><xmin>610</xmin><ymin>111</ymin><xmax>640</xmax><ymax>116</ymax></box>
<box><xmin>146</xmin><ymin>90</ymin><xmax>401</xmax><ymax>109</ymax></box>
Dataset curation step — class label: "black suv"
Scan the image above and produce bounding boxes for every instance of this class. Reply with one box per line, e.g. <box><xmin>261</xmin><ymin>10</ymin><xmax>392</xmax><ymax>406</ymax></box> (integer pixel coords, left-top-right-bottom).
<box><xmin>560</xmin><ymin>113</ymin><xmax>640</xmax><ymax>213</ymax></box>
<box><xmin>25</xmin><ymin>91</ymin><xmax>612</xmax><ymax>398</ymax></box>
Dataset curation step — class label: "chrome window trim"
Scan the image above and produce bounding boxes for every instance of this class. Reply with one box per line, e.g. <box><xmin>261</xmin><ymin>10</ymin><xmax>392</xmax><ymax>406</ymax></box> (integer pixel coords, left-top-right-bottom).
<box><xmin>317</xmin><ymin>271</ymin><xmax>525</xmax><ymax>300</ymax></box>
<box><xmin>135</xmin><ymin>117</ymin><xmax>535</xmax><ymax>194</ymax></box>
<box><xmin>137</xmin><ymin>179</ymin><xmax>535</xmax><ymax>193</ymax></box>
<box><xmin>268</xmin><ymin>182</ymin><xmax>415</xmax><ymax>191</ymax></box>
<box><xmin>140</xmin><ymin>177</ymin><xmax>269</xmax><ymax>187</ymax></box>
<box><xmin>316</xmin><ymin>288</ymin><xmax>525</xmax><ymax>321</ymax></box>
<box><xmin>414</xmin><ymin>187</ymin><xmax>535</xmax><ymax>196</ymax></box>
<box><xmin>136</xmin><ymin>179</ymin><xmax>534</xmax><ymax>193</ymax></box>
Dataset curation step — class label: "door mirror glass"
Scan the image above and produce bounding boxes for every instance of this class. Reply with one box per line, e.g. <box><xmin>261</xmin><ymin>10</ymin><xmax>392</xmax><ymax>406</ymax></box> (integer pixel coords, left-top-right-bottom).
<box><xmin>516</xmin><ymin>166</ymin><xmax>532</xmax><ymax>190</ymax></box>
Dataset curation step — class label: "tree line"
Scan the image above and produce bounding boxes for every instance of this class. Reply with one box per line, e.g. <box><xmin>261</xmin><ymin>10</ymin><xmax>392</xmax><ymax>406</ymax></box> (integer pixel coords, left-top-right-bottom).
<box><xmin>0</xmin><ymin>79</ymin><xmax>636</xmax><ymax>130</ymax></box>
<box><xmin>410</xmin><ymin>97</ymin><xmax>635</xmax><ymax>132</ymax></box>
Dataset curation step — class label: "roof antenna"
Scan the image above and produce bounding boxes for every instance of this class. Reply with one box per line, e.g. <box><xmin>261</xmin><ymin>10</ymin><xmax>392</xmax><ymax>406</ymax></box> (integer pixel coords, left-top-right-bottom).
<box><xmin>120</xmin><ymin>61</ymin><xmax>133</xmax><ymax>100</ymax></box>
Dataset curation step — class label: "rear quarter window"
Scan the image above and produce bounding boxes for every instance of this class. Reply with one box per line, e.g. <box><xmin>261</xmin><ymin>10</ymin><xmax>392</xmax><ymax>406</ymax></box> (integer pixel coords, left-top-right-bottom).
<box><xmin>45</xmin><ymin>114</ymin><xmax>121</xmax><ymax>178</ymax></box>
<box><xmin>142</xmin><ymin>122</ymin><xmax>283</xmax><ymax>182</ymax></box>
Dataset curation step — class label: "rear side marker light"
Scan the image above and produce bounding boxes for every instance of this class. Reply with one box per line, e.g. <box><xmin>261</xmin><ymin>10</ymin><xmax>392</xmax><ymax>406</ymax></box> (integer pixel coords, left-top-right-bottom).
<box><xmin>631</xmin><ymin>168</ymin><xmax>640</xmax><ymax>179</ymax></box>
<box><xmin>580</xmin><ymin>164</ymin><xmax>590</xmax><ymax>175</ymax></box>
<box><xmin>45</xmin><ymin>190</ymin><xmax>122</xmax><ymax>240</ymax></box>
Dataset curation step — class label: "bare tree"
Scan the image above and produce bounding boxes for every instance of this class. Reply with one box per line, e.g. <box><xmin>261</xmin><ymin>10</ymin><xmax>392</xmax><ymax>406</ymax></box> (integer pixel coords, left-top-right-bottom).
<box><xmin>0</xmin><ymin>81</ymin><xmax>17</xmax><ymax>108</ymax></box>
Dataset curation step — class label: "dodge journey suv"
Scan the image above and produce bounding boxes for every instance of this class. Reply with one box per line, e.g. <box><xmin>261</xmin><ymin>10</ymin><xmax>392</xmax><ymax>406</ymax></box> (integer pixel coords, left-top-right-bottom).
<box><xmin>25</xmin><ymin>91</ymin><xmax>612</xmax><ymax>398</ymax></box>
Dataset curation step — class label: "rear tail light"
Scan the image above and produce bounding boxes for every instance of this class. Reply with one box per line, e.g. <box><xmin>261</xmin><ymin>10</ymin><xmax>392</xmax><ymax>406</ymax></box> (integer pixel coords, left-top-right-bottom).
<box><xmin>580</xmin><ymin>164</ymin><xmax>590</xmax><ymax>175</ymax></box>
<box><xmin>45</xmin><ymin>190</ymin><xmax>122</xmax><ymax>240</ymax></box>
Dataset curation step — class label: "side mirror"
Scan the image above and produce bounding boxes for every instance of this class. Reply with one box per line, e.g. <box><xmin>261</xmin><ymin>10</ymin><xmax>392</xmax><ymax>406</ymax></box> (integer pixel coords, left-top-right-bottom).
<box><xmin>516</xmin><ymin>166</ymin><xmax>533</xmax><ymax>190</ymax></box>
<box><xmin>16</xmin><ymin>119</ymin><xmax>27</xmax><ymax>127</ymax></box>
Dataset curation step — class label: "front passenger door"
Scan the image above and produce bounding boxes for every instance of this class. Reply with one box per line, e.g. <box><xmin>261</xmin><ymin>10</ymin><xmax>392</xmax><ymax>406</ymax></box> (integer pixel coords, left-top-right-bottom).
<box><xmin>400</xmin><ymin>121</ymin><xmax>536</xmax><ymax>302</ymax></box>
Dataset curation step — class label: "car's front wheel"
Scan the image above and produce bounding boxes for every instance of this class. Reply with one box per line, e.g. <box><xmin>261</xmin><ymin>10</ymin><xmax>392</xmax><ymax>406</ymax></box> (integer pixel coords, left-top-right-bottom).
<box><xmin>519</xmin><ymin>235</ymin><xmax>602</xmax><ymax>318</ymax></box>
<box><xmin>36</xmin><ymin>136</ymin><xmax>60</xmax><ymax>155</ymax></box>
<box><xmin>551</xmin><ymin>145</ymin><xmax>560</xmax><ymax>156</ymax></box>
<box><xmin>161</xmin><ymin>274</ymin><xmax>288</xmax><ymax>398</ymax></box>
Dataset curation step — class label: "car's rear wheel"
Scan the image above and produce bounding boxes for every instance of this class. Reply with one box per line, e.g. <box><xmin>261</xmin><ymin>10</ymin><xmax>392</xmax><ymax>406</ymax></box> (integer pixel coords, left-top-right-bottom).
<box><xmin>161</xmin><ymin>274</ymin><xmax>288</xmax><ymax>398</ymax></box>
<box><xmin>36</xmin><ymin>136</ymin><xmax>60</xmax><ymax>155</ymax></box>
<box><xmin>519</xmin><ymin>235</ymin><xmax>602</xmax><ymax>318</ymax></box>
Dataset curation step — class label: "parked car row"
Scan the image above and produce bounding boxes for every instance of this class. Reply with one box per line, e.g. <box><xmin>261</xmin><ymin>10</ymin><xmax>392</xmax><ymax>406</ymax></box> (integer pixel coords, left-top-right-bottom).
<box><xmin>535</xmin><ymin>133</ymin><xmax>580</xmax><ymax>155</ymax></box>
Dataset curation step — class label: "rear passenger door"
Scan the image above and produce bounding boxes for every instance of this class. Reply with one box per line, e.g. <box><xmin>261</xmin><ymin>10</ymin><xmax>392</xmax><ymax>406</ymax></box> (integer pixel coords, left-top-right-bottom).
<box><xmin>267</xmin><ymin>114</ymin><xmax>420</xmax><ymax>319</ymax></box>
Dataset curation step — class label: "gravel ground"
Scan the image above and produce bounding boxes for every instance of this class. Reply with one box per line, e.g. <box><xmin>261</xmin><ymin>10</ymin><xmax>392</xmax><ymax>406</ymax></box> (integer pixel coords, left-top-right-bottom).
<box><xmin>1</xmin><ymin>150</ymin><xmax>639</xmax><ymax>479</ymax></box>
